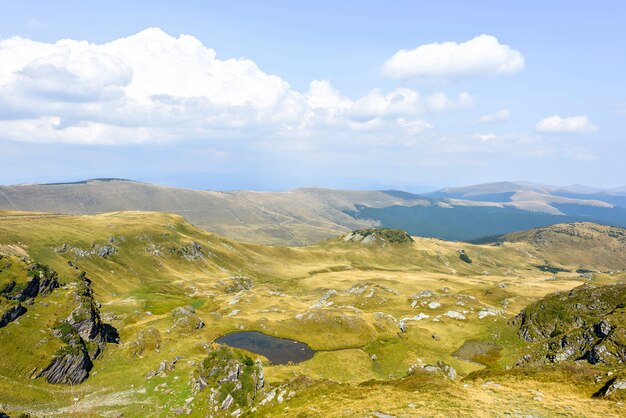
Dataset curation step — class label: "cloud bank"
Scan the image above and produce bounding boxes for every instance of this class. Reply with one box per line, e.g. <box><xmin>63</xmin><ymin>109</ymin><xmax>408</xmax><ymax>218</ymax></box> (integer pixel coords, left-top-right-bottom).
<box><xmin>0</xmin><ymin>28</ymin><xmax>476</xmax><ymax>145</ymax></box>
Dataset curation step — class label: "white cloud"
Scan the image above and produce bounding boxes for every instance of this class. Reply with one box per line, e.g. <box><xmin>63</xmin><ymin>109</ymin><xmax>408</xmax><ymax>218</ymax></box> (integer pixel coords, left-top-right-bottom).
<box><xmin>535</xmin><ymin>115</ymin><xmax>598</xmax><ymax>134</ymax></box>
<box><xmin>426</xmin><ymin>91</ymin><xmax>474</xmax><ymax>111</ymax></box>
<box><xmin>382</xmin><ymin>34</ymin><xmax>524</xmax><ymax>80</ymax></box>
<box><xmin>475</xmin><ymin>109</ymin><xmax>511</xmax><ymax>124</ymax></box>
<box><xmin>0</xmin><ymin>28</ymin><xmax>289</xmax><ymax>108</ymax></box>
<box><xmin>0</xmin><ymin>28</ymin><xmax>480</xmax><ymax>145</ymax></box>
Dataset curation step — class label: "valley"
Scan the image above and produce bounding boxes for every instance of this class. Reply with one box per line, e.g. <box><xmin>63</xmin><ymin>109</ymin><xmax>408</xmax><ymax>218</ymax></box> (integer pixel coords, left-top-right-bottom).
<box><xmin>2</xmin><ymin>180</ymin><xmax>626</xmax><ymax>246</ymax></box>
<box><xmin>1</xmin><ymin>211</ymin><xmax>625</xmax><ymax>416</ymax></box>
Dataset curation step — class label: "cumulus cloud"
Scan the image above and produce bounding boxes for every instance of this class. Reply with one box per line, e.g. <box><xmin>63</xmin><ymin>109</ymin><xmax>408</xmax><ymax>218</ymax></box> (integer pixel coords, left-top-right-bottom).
<box><xmin>535</xmin><ymin>115</ymin><xmax>598</xmax><ymax>134</ymax></box>
<box><xmin>382</xmin><ymin>34</ymin><xmax>524</xmax><ymax>80</ymax></box>
<box><xmin>0</xmin><ymin>28</ymin><xmax>478</xmax><ymax>145</ymax></box>
<box><xmin>475</xmin><ymin>109</ymin><xmax>511</xmax><ymax>124</ymax></box>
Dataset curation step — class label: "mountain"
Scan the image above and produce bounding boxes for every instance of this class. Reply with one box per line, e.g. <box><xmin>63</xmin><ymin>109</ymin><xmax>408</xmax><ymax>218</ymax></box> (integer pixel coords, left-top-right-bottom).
<box><xmin>484</xmin><ymin>222</ymin><xmax>626</xmax><ymax>271</ymax></box>
<box><xmin>610</xmin><ymin>186</ymin><xmax>626</xmax><ymax>195</ymax></box>
<box><xmin>1</xmin><ymin>212</ymin><xmax>626</xmax><ymax>416</ymax></box>
<box><xmin>0</xmin><ymin>179</ymin><xmax>427</xmax><ymax>245</ymax></box>
<box><xmin>2</xmin><ymin>179</ymin><xmax>626</xmax><ymax>246</ymax></box>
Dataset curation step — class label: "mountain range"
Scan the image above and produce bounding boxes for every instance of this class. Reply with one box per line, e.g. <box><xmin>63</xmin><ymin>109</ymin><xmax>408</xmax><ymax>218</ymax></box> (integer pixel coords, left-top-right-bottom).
<box><xmin>1</xmin><ymin>179</ymin><xmax>625</xmax><ymax>245</ymax></box>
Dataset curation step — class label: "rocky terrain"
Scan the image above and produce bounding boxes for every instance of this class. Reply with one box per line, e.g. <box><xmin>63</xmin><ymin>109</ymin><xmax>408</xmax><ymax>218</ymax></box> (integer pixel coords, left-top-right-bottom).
<box><xmin>512</xmin><ymin>283</ymin><xmax>626</xmax><ymax>367</ymax></box>
<box><xmin>0</xmin><ymin>212</ymin><xmax>626</xmax><ymax>416</ymax></box>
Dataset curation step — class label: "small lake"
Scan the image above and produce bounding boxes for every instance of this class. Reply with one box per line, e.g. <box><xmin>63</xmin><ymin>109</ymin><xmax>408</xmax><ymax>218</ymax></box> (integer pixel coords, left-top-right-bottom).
<box><xmin>214</xmin><ymin>331</ymin><xmax>316</xmax><ymax>365</ymax></box>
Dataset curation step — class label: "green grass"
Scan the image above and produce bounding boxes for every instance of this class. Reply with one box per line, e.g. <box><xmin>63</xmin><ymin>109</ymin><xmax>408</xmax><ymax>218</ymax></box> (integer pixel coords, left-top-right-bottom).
<box><xmin>0</xmin><ymin>212</ymin><xmax>625</xmax><ymax>416</ymax></box>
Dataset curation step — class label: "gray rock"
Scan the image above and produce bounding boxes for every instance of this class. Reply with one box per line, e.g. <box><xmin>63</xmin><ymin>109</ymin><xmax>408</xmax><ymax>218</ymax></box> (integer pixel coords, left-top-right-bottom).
<box><xmin>594</xmin><ymin>320</ymin><xmax>612</xmax><ymax>338</ymax></box>
<box><xmin>221</xmin><ymin>394</ymin><xmax>234</xmax><ymax>409</ymax></box>
<box><xmin>38</xmin><ymin>349</ymin><xmax>93</xmax><ymax>384</ymax></box>
<box><xmin>0</xmin><ymin>304</ymin><xmax>27</xmax><ymax>328</ymax></box>
<box><xmin>597</xmin><ymin>378</ymin><xmax>626</xmax><ymax>397</ymax></box>
<box><xmin>94</xmin><ymin>244</ymin><xmax>117</xmax><ymax>258</ymax></box>
<box><xmin>172</xmin><ymin>305</ymin><xmax>196</xmax><ymax>317</ymax></box>
<box><xmin>180</xmin><ymin>242</ymin><xmax>204</xmax><ymax>261</ymax></box>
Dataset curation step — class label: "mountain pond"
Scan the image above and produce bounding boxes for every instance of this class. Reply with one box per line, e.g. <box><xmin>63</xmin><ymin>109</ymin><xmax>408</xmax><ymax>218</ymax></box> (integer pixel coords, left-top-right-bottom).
<box><xmin>214</xmin><ymin>331</ymin><xmax>316</xmax><ymax>365</ymax></box>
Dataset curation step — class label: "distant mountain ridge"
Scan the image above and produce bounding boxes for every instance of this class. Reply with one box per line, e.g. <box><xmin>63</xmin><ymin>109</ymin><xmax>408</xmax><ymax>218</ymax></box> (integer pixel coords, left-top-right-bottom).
<box><xmin>1</xmin><ymin>179</ymin><xmax>625</xmax><ymax>245</ymax></box>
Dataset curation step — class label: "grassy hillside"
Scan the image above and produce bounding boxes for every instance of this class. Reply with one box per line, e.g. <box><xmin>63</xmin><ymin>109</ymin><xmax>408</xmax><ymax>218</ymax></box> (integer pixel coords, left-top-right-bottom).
<box><xmin>0</xmin><ymin>213</ymin><xmax>625</xmax><ymax>416</ymax></box>
<box><xmin>3</xmin><ymin>179</ymin><xmax>625</xmax><ymax>247</ymax></box>
<box><xmin>497</xmin><ymin>222</ymin><xmax>626</xmax><ymax>271</ymax></box>
<box><xmin>0</xmin><ymin>180</ymin><xmax>435</xmax><ymax>245</ymax></box>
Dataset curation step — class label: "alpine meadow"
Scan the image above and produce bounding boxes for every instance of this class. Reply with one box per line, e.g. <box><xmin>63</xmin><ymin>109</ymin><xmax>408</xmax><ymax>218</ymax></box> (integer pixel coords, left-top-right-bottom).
<box><xmin>1</xmin><ymin>2</ymin><xmax>626</xmax><ymax>417</ymax></box>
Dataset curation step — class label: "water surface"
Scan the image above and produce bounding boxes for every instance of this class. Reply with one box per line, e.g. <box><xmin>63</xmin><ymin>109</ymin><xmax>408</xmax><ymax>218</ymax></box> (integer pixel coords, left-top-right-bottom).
<box><xmin>215</xmin><ymin>331</ymin><xmax>315</xmax><ymax>365</ymax></box>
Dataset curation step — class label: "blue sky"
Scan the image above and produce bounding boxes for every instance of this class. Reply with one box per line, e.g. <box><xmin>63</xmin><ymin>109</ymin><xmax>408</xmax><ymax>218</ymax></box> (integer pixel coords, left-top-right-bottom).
<box><xmin>0</xmin><ymin>1</ymin><xmax>625</xmax><ymax>190</ymax></box>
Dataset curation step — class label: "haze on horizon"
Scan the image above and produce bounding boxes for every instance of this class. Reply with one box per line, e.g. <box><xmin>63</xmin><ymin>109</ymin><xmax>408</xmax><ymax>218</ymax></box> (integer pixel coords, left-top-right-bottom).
<box><xmin>1</xmin><ymin>1</ymin><xmax>625</xmax><ymax>191</ymax></box>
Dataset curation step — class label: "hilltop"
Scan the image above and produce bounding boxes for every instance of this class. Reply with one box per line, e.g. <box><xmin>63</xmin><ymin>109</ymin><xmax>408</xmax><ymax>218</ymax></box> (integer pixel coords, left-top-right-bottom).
<box><xmin>340</xmin><ymin>228</ymin><xmax>415</xmax><ymax>245</ymax></box>
<box><xmin>2</xmin><ymin>179</ymin><xmax>626</xmax><ymax>246</ymax></box>
<box><xmin>496</xmin><ymin>222</ymin><xmax>626</xmax><ymax>271</ymax></box>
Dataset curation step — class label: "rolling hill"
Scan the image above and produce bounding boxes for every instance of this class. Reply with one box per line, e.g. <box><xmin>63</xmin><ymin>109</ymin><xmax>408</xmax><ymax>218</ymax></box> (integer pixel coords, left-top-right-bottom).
<box><xmin>1</xmin><ymin>211</ymin><xmax>626</xmax><ymax>416</ymax></box>
<box><xmin>1</xmin><ymin>179</ymin><xmax>626</xmax><ymax>246</ymax></box>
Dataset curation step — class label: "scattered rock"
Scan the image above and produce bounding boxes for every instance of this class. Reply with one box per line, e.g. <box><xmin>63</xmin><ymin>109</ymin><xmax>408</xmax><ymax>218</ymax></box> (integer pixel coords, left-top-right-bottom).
<box><xmin>179</xmin><ymin>242</ymin><xmax>204</xmax><ymax>261</ymax></box>
<box><xmin>445</xmin><ymin>311</ymin><xmax>466</xmax><ymax>320</ymax></box>
<box><xmin>427</xmin><ymin>301</ymin><xmax>441</xmax><ymax>309</ymax></box>
<box><xmin>478</xmin><ymin>307</ymin><xmax>503</xmax><ymax>319</ymax></box>
<box><xmin>220</xmin><ymin>276</ymin><xmax>253</xmax><ymax>293</ymax></box>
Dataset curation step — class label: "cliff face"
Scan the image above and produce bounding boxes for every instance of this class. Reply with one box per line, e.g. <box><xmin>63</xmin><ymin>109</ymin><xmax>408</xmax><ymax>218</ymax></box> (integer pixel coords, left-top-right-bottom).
<box><xmin>2</xmin><ymin>263</ymin><xmax>60</xmax><ymax>302</ymax></box>
<box><xmin>0</xmin><ymin>304</ymin><xmax>27</xmax><ymax>328</ymax></box>
<box><xmin>38</xmin><ymin>346</ymin><xmax>94</xmax><ymax>385</ymax></box>
<box><xmin>1</xmin><ymin>260</ymin><xmax>60</xmax><ymax>329</ymax></box>
<box><xmin>38</xmin><ymin>272</ymin><xmax>118</xmax><ymax>384</ymax></box>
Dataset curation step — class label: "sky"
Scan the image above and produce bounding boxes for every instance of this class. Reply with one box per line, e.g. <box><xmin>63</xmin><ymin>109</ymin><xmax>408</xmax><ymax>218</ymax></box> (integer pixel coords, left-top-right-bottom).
<box><xmin>0</xmin><ymin>1</ymin><xmax>625</xmax><ymax>191</ymax></box>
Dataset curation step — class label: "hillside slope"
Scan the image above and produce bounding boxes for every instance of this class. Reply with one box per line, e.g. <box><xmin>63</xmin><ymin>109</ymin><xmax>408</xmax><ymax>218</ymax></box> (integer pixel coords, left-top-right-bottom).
<box><xmin>0</xmin><ymin>180</ymin><xmax>435</xmax><ymax>245</ymax></box>
<box><xmin>497</xmin><ymin>222</ymin><xmax>626</xmax><ymax>271</ymax></box>
<box><xmin>3</xmin><ymin>179</ymin><xmax>626</xmax><ymax>246</ymax></box>
<box><xmin>1</xmin><ymin>214</ymin><xmax>626</xmax><ymax>416</ymax></box>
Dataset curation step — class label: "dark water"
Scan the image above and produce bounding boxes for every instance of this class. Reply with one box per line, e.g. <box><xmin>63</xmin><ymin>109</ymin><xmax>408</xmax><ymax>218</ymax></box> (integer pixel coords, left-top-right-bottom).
<box><xmin>215</xmin><ymin>331</ymin><xmax>315</xmax><ymax>365</ymax></box>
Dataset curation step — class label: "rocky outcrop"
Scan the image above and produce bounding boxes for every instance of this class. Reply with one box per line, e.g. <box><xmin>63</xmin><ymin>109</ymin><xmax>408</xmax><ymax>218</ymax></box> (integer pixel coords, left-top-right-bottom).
<box><xmin>145</xmin><ymin>356</ymin><xmax>181</xmax><ymax>379</ymax></box>
<box><xmin>0</xmin><ymin>261</ymin><xmax>60</xmax><ymax>328</ymax></box>
<box><xmin>415</xmin><ymin>360</ymin><xmax>457</xmax><ymax>380</ymax></box>
<box><xmin>219</xmin><ymin>276</ymin><xmax>253</xmax><ymax>293</ymax></box>
<box><xmin>56</xmin><ymin>243</ymin><xmax>117</xmax><ymax>258</ymax></box>
<box><xmin>38</xmin><ymin>346</ymin><xmax>93</xmax><ymax>384</ymax></box>
<box><xmin>511</xmin><ymin>283</ymin><xmax>626</xmax><ymax>342</ymax></box>
<box><xmin>191</xmin><ymin>345</ymin><xmax>265</xmax><ymax>414</ymax></box>
<box><xmin>179</xmin><ymin>242</ymin><xmax>204</xmax><ymax>261</ymax></box>
<box><xmin>458</xmin><ymin>249</ymin><xmax>472</xmax><ymax>264</ymax></box>
<box><xmin>0</xmin><ymin>303</ymin><xmax>27</xmax><ymax>328</ymax></box>
<box><xmin>512</xmin><ymin>283</ymin><xmax>626</xmax><ymax>367</ymax></box>
<box><xmin>38</xmin><ymin>272</ymin><xmax>118</xmax><ymax>384</ymax></box>
<box><xmin>342</xmin><ymin>228</ymin><xmax>414</xmax><ymax>245</ymax></box>
<box><xmin>170</xmin><ymin>305</ymin><xmax>205</xmax><ymax>333</ymax></box>
<box><xmin>66</xmin><ymin>273</ymin><xmax>118</xmax><ymax>345</ymax></box>
<box><xmin>2</xmin><ymin>263</ymin><xmax>60</xmax><ymax>301</ymax></box>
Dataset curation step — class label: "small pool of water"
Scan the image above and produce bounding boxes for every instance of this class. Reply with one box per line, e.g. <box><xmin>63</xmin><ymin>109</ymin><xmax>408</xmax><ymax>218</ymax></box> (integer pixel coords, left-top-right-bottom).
<box><xmin>214</xmin><ymin>331</ymin><xmax>316</xmax><ymax>365</ymax></box>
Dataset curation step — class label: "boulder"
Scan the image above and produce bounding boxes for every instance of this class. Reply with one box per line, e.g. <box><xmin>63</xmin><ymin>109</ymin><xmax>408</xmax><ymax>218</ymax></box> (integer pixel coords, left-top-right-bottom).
<box><xmin>0</xmin><ymin>304</ymin><xmax>27</xmax><ymax>328</ymax></box>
